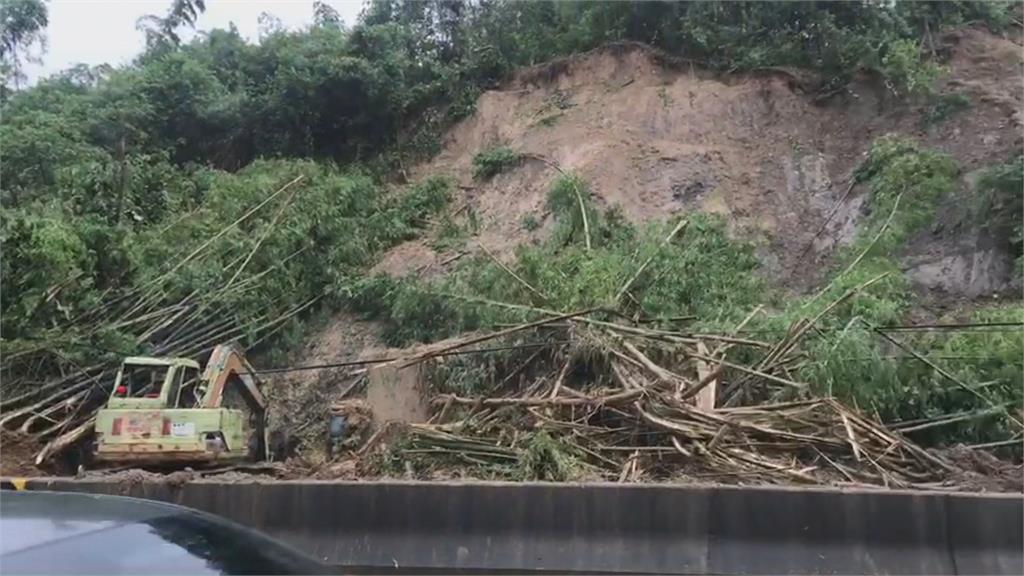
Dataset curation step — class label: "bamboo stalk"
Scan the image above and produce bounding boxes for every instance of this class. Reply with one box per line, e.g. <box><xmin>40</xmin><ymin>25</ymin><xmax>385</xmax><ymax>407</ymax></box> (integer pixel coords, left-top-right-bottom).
<box><xmin>804</xmin><ymin>192</ymin><xmax>903</xmax><ymax>309</ymax></box>
<box><xmin>153</xmin><ymin>175</ymin><xmax>305</xmax><ymax>288</ymax></box>
<box><xmin>616</xmin><ymin>219</ymin><xmax>687</xmax><ymax>302</ymax></box>
<box><xmin>894</xmin><ymin>405</ymin><xmax>1011</xmax><ymax>433</ymax></box>
<box><xmin>478</xmin><ymin>242</ymin><xmax>549</xmax><ymax>302</ymax></box>
<box><xmin>870</xmin><ymin>325</ymin><xmax>1023</xmax><ymax>429</ymax></box>
<box><xmin>226</xmin><ymin>179</ymin><xmax>304</xmax><ymax>288</ymax></box>
<box><xmin>396</xmin><ymin>307</ymin><xmax>599</xmax><ymax>368</ymax></box>
<box><xmin>35</xmin><ymin>417</ymin><xmax>96</xmax><ymax>466</ymax></box>
<box><xmin>434</xmin><ymin>388</ymin><xmax>644</xmax><ymax>407</ymax></box>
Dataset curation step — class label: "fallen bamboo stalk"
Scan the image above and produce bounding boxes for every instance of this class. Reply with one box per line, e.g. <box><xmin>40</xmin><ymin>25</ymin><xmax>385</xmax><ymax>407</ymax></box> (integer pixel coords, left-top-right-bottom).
<box><xmin>831</xmin><ymin>401</ymin><xmax>956</xmax><ymax>473</ymax></box>
<box><xmin>0</xmin><ymin>371</ymin><xmax>110</xmax><ymax>430</ymax></box>
<box><xmin>687</xmin><ymin>350</ymin><xmax>808</xmax><ymax>391</ymax></box>
<box><xmin>35</xmin><ymin>417</ymin><xmax>96</xmax><ymax>466</ymax></box>
<box><xmin>437</xmin><ymin>292</ymin><xmax>701</xmax><ymax>344</ymax></box>
<box><xmin>0</xmin><ymin>365</ymin><xmax>103</xmax><ymax>412</ymax></box>
<box><xmin>523</xmin><ymin>154</ymin><xmax>591</xmax><ymax>250</ymax></box>
<box><xmin>19</xmin><ymin>390</ymin><xmax>89</xmax><ymax>434</ymax></box>
<box><xmin>869</xmin><ymin>324</ymin><xmax>1023</xmax><ymax>429</ymax></box>
<box><xmin>839</xmin><ymin>412</ymin><xmax>863</xmax><ymax>462</ymax></box>
<box><xmin>711</xmin><ymin>305</ymin><xmax>765</xmax><ymax>358</ymax></box>
<box><xmin>396</xmin><ymin>307</ymin><xmax>599</xmax><ymax>368</ymax></box>
<box><xmin>549</xmin><ymin>358</ymin><xmax>572</xmax><ymax>399</ymax></box>
<box><xmin>434</xmin><ymin>388</ymin><xmax>645</xmax><ymax>407</ymax></box>
<box><xmin>804</xmin><ymin>192</ymin><xmax>903</xmax><ymax>310</ymax></box>
<box><xmin>757</xmin><ymin>272</ymin><xmax>891</xmax><ymax>378</ymax></box>
<box><xmin>569</xmin><ymin>177</ymin><xmax>591</xmax><ymax>251</ymax></box>
<box><xmin>478</xmin><ymin>242</ymin><xmax>549</xmax><ymax>302</ymax></box>
<box><xmin>798</xmin><ymin>176</ymin><xmax>860</xmax><ymax>259</ymax></box>
<box><xmin>894</xmin><ymin>405</ymin><xmax>1012</xmax><ymax>434</ymax></box>
<box><xmin>621</xmin><ymin>341</ymin><xmax>690</xmax><ymax>388</ymax></box>
<box><xmin>965</xmin><ymin>437</ymin><xmax>1023</xmax><ymax>450</ymax></box>
<box><xmin>226</xmin><ymin>179</ymin><xmax>304</xmax><ymax>288</ymax></box>
<box><xmin>151</xmin><ymin>175</ymin><xmax>306</xmax><ymax>289</ymax></box>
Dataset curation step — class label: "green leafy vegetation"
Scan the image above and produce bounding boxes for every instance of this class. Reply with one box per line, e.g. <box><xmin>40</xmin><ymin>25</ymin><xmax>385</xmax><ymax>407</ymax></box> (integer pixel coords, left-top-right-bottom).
<box><xmin>517</xmin><ymin>431</ymin><xmax>589</xmax><ymax>481</ymax></box>
<box><xmin>804</xmin><ymin>136</ymin><xmax>959</xmax><ymax>327</ymax></box>
<box><xmin>879</xmin><ymin>38</ymin><xmax>943</xmax><ymax>98</ymax></box>
<box><xmin>353</xmin><ymin>173</ymin><xmax>766</xmax><ymax>345</ymax></box>
<box><xmin>923</xmin><ymin>92</ymin><xmax>971</xmax><ymax>125</ymax></box>
<box><xmin>536</xmin><ymin>112</ymin><xmax>564</xmax><ymax>127</ymax></box>
<box><xmin>1</xmin><ymin>161</ymin><xmax>451</xmax><ymax>388</ymax></box>
<box><xmin>472</xmin><ymin>146</ymin><xmax>522</xmax><ymax>180</ymax></box>
<box><xmin>800</xmin><ymin>305</ymin><xmax>1023</xmax><ymax>449</ymax></box>
<box><xmin>0</xmin><ymin>0</ymin><xmax>48</xmax><ymax>90</ymax></box>
<box><xmin>521</xmin><ymin>214</ymin><xmax>541</xmax><ymax>231</ymax></box>
<box><xmin>789</xmin><ymin>138</ymin><xmax>1020</xmax><ymax>450</ymax></box>
<box><xmin>975</xmin><ymin>155</ymin><xmax>1024</xmax><ymax>275</ymax></box>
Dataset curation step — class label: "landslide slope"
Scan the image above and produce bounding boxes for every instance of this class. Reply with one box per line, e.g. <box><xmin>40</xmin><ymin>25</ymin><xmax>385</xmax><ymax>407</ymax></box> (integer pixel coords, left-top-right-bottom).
<box><xmin>281</xmin><ymin>27</ymin><xmax>1021</xmax><ymax>451</ymax></box>
<box><xmin>373</xmin><ymin>27</ymin><xmax>1021</xmax><ymax>300</ymax></box>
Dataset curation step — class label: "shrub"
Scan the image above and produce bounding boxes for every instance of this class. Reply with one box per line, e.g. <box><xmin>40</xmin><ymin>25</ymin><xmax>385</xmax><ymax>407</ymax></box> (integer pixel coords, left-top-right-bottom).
<box><xmin>472</xmin><ymin>146</ymin><xmax>522</xmax><ymax>180</ymax></box>
<box><xmin>923</xmin><ymin>92</ymin><xmax>971</xmax><ymax>125</ymax></box>
<box><xmin>974</xmin><ymin>156</ymin><xmax>1023</xmax><ymax>273</ymax></box>
<box><xmin>880</xmin><ymin>39</ymin><xmax>943</xmax><ymax>98</ymax></box>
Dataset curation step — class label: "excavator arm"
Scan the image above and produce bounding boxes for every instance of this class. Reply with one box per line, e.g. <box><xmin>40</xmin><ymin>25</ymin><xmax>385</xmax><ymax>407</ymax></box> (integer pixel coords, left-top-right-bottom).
<box><xmin>200</xmin><ymin>343</ymin><xmax>267</xmax><ymax>411</ymax></box>
<box><xmin>199</xmin><ymin>343</ymin><xmax>269</xmax><ymax>460</ymax></box>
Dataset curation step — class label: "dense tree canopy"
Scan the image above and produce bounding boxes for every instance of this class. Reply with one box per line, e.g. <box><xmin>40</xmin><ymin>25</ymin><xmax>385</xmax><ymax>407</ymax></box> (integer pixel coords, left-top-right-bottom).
<box><xmin>0</xmin><ymin>0</ymin><xmax>48</xmax><ymax>90</ymax></box>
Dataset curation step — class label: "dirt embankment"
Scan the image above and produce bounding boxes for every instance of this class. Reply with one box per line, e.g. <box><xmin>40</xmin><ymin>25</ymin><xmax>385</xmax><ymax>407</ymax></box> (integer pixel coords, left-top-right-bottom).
<box><xmin>0</xmin><ymin>432</ymin><xmax>44</xmax><ymax>477</ymax></box>
<box><xmin>262</xmin><ymin>313</ymin><xmax>387</xmax><ymax>460</ymax></box>
<box><xmin>375</xmin><ymin>27</ymin><xmax>1021</xmax><ymax>300</ymax></box>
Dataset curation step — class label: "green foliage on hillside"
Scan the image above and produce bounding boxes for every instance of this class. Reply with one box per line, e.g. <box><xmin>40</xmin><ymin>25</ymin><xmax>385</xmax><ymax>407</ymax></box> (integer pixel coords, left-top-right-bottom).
<box><xmin>923</xmin><ymin>91</ymin><xmax>972</xmax><ymax>125</ymax></box>
<box><xmin>800</xmin><ymin>305</ymin><xmax>1023</xmax><ymax>448</ymax></box>
<box><xmin>0</xmin><ymin>0</ymin><xmax>49</xmax><ymax>90</ymax></box>
<box><xmin>975</xmin><ymin>155</ymin><xmax>1024</xmax><ymax>275</ymax></box>
<box><xmin>1</xmin><ymin>161</ymin><xmax>451</xmax><ymax>386</ymax></box>
<box><xmin>351</xmin><ymin>173</ymin><xmax>766</xmax><ymax>346</ymax></box>
<box><xmin>802</xmin><ymin>136</ymin><xmax>959</xmax><ymax>328</ymax></box>
<box><xmin>791</xmin><ymin>138</ymin><xmax>1020</xmax><ymax>450</ymax></box>
<box><xmin>472</xmin><ymin>146</ymin><xmax>521</xmax><ymax>180</ymax></box>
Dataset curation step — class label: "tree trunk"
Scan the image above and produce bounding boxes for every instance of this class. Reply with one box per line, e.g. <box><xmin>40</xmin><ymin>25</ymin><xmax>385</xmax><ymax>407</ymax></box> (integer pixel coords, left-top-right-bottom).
<box><xmin>114</xmin><ymin>136</ymin><xmax>128</xmax><ymax>225</ymax></box>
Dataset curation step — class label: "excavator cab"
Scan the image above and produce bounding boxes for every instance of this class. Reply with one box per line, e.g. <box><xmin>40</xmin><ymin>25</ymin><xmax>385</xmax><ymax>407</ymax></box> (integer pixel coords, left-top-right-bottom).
<box><xmin>94</xmin><ymin>345</ymin><xmax>267</xmax><ymax>466</ymax></box>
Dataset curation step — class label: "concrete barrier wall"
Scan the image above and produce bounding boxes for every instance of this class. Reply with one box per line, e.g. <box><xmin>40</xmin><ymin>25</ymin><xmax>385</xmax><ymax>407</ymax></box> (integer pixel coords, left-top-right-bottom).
<box><xmin>20</xmin><ymin>478</ymin><xmax>1024</xmax><ymax>575</ymax></box>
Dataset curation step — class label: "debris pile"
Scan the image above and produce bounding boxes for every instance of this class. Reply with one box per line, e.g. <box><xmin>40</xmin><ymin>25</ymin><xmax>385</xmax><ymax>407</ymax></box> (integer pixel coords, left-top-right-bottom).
<box><xmin>350</xmin><ymin>285</ymin><xmax>1016</xmax><ymax>490</ymax></box>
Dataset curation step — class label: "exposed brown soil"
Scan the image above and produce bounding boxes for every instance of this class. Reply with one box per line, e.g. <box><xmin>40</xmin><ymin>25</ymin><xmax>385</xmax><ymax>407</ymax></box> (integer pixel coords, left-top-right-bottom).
<box><xmin>0</xmin><ymin>432</ymin><xmax>44</xmax><ymax>477</ymax></box>
<box><xmin>941</xmin><ymin>445</ymin><xmax>1024</xmax><ymax>493</ymax></box>
<box><xmin>263</xmin><ymin>312</ymin><xmax>387</xmax><ymax>460</ymax></box>
<box><xmin>380</xmin><ymin>28</ymin><xmax>1020</xmax><ymax>301</ymax></box>
<box><xmin>371</xmin><ymin>239</ymin><xmax>445</xmax><ymax>278</ymax></box>
<box><xmin>365</xmin><ymin>364</ymin><xmax>429</xmax><ymax>425</ymax></box>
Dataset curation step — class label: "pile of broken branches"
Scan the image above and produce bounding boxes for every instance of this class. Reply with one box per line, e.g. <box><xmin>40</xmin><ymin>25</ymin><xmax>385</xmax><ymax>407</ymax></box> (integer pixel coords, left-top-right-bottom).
<box><xmin>368</xmin><ymin>280</ymin><xmax>1004</xmax><ymax>490</ymax></box>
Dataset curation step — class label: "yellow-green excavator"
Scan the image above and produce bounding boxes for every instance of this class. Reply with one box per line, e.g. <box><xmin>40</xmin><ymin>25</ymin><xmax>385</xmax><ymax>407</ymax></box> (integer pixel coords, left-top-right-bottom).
<box><xmin>93</xmin><ymin>343</ymin><xmax>267</xmax><ymax>465</ymax></box>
